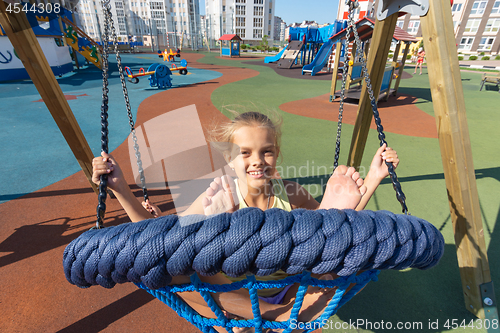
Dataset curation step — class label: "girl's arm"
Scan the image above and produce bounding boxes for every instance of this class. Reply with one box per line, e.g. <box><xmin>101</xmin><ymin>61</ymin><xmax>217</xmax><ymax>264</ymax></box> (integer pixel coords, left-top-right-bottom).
<box><xmin>92</xmin><ymin>152</ymin><xmax>153</xmax><ymax>222</ymax></box>
<box><xmin>355</xmin><ymin>143</ymin><xmax>399</xmax><ymax>211</ymax></box>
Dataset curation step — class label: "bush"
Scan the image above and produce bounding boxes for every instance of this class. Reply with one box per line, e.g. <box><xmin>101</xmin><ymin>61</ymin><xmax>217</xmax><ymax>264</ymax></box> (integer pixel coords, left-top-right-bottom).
<box><xmin>479</xmin><ymin>52</ymin><xmax>485</xmax><ymax>56</ymax></box>
<box><xmin>458</xmin><ymin>52</ymin><xmax>462</xmax><ymax>54</ymax></box>
<box><xmin>407</xmin><ymin>54</ymin><xmax>412</xmax><ymax>59</ymax></box>
<box><xmin>495</xmin><ymin>55</ymin><xmax>500</xmax><ymax>60</ymax></box>
<box><xmin>482</xmin><ymin>56</ymin><xmax>490</xmax><ymax>60</ymax></box>
<box><xmin>458</xmin><ymin>56</ymin><xmax>464</xmax><ymax>60</ymax></box>
<box><xmin>469</xmin><ymin>55</ymin><xmax>478</xmax><ymax>60</ymax></box>
<box><xmin>240</xmin><ymin>44</ymin><xmax>247</xmax><ymax>50</ymax></box>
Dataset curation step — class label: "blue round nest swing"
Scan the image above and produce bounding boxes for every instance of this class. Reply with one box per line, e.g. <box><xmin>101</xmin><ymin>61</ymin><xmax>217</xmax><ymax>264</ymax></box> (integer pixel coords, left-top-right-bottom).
<box><xmin>64</xmin><ymin>207</ymin><xmax>444</xmax><ymax>333</ymax></box>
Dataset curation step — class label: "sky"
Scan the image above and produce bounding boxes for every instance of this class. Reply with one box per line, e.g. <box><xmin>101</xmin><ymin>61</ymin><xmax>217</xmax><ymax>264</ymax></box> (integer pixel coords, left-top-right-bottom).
<box><xmin>198</xmin><ymin>0</ymin><xmax>340</xmax><ymax>25</ymax></box>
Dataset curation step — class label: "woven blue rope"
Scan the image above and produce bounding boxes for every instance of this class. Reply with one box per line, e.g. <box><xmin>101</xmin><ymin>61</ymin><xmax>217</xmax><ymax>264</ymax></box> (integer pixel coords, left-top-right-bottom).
<box><xmin>63</xmin><ymin>208</ymin><xmax>444</xmax><ymax>331</ymax></box>
<box><xmin>136</xmin><ymin>270</ymin><xmax>378</xmax><ymax>332</ymax></box>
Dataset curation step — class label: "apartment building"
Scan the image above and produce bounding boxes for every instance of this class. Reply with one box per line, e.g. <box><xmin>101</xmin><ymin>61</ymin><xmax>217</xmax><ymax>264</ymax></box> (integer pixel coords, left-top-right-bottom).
<box><xmin>204</xmin><ymin>0</ymin><xmax>276</xmax><ymax>45</ymax></box>
<box><xmin>274</xmin><ymin>16</ymin><xmax>285</xmax><ymax>42</ymax></box>
<box><xmin>452</xmin><ymin>0</ymin><xmax>500</xmax><ymax>54</ymax></box>
<box><xmin>336</xmin><ymin>0</ymin><xmax>500</xmax><ymax>55</ymax></box>
<box><xmin>74</xmin><ymin>0</ymin><xmax>200</xmax><ymax>48</ymax></box>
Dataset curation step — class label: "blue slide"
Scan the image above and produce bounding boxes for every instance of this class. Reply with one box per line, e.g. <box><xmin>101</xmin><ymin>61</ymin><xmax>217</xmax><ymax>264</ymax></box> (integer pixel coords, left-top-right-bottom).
<box><xmin>264</xmin><ymin>46</ymin><xmax>286</xmax><ymax>64</ymax></box>
<box><xmin>302</xmin><ymin>39</ymin><xmax>335</xmax><ymax>76</ymax></box>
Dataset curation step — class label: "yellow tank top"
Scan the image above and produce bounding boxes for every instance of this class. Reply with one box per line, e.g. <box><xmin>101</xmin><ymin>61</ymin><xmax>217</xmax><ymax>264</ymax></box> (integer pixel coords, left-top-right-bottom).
<box><xmin>225</xmin><ymin>178</ymin><xmax>292</xmax><ymax>297</ymax></box>
<box><xmin>235</xmin><ymin>178</ymin><xmax>292</xmax><ymax>211</ymax></box>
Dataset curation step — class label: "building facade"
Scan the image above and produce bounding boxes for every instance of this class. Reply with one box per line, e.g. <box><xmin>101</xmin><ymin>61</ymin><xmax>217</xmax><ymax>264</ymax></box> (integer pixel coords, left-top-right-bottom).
<box><xmin>336</xmin><ymin>0</ymin><xmax>500</xmax><ymax>55</ymax></box>
<box><xmin>74</xmin><ymin>0</ymin><xmax>201</xmax><ymax>49</ymax></box>
<box><xmin>204</xmin><ymin>0</ymin><xmax>276</xmax><ymax>45</ymax></box>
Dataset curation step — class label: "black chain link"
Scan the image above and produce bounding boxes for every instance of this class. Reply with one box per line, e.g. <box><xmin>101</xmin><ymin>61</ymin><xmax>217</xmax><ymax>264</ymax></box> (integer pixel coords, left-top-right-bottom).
<box><xmin>334</xmin><ymin>0</ymin><xmax>408</xmax><ymax>214</ymax></box>
<box><xmin>96</xmin><ymin>0</ymin><xmax>111</xmax><ymax>229</ymax></box>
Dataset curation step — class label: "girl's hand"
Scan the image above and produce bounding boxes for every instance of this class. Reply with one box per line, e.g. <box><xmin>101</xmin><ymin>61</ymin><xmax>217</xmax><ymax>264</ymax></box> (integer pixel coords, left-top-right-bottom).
<box><xmin>142</xmin><ymin>199</ymin><xmax>161</xmax><ymax>217</ymax></box>
<box><xmin>369</xmin><ymin>143</ymin><xmax>399</xmax><ymax>181</ymax></box>
<box><xmin>202</xmin><ymin>175</ymin><xmax>238</xmax><ymax>215</ymax></box>
<box><xmin>91</xmin><ymin>152</ymin><xmax>125</xmax><ymax>191</ymax></box>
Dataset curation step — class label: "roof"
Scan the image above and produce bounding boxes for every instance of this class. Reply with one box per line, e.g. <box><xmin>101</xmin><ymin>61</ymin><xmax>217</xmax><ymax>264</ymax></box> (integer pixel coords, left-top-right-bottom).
<box><xmin>330</xmin><ymin>17</ymin><xmax>418</xmax><ymax>43</ymax></box>
<box><xmin>218</xmin><ymin>34</ymin><xmax>243</xmax><ymax>41</ymax></box>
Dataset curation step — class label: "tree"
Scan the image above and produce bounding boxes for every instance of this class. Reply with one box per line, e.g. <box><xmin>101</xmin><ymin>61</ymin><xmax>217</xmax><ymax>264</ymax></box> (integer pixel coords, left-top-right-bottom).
<box><xmin>260</xmin><ymin>35</ymin><xmax>269</xmax><ymax>53</ymax></box>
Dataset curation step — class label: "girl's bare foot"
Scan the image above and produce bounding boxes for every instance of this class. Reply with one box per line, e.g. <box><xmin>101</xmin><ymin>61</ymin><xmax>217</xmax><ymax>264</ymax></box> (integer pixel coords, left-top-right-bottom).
<box><xmin>202</xmin><ymin>175</ymin><xmax>238</xmax><ymax>215</ymax></box>
<box><xmin>319</xmin><ymin>165</ymin><xmax>366</xmax><ymax>210</ymax></box>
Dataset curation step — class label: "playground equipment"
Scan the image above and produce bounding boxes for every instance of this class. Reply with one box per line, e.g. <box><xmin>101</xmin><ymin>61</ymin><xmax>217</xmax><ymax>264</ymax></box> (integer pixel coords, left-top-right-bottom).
<box><xmin>0</xmin><ymin>5</ymin><xmax>73</xmax><ymax>81</ymax></box>
<box><xmin>276</xmin><ymin>40</ymin><xmax>303</xmax><ymax>68</ymax></box>
<box><xmin>159</xmin><ymin>48</ymin><xmax>180</xmax><ymax>62</ymax></box>
<box><xmin>125</xmin><ymin>59</ymin><xmax>188</xmax><ymax>88</ymax></box>
<box><xmin>263</xmin><ymin>46</ymin><xmax>286</xmax><ymax>63</ymax></box>
<box><xmin>276</xmin><ymin>22</ymin><xmax>346</xmax><ymax>71</ymax></box>
<box><xmin>61</xmin><ymin>17</ymin><xmax>102</xmax><ymax>69</ymax></box>
<box><xmin>218</xmin><ymin>34</ymin><xmax>242</xmax><ymax>57</ymax></box>
<box><xmin>329</xmin><ymin>17</ymin><xmax>418</xmax><ymax>101</ymax></box>
<box><xmin>2</xmin><ymin>0</ymin><xmax>497</xmax><ymax>329</ymax></box>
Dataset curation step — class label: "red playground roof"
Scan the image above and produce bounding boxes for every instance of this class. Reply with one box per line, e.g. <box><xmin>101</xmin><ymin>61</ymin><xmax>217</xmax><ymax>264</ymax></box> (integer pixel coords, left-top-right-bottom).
<box><xmin>219</xmin><ymin>34</ymin><xmax>243</xmax><ymax>41</ymax></box>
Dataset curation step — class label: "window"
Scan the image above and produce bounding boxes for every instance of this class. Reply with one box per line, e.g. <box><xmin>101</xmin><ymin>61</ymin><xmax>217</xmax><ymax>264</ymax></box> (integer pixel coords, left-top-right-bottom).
<box><xmin>269</xmin><ymin>9</ymin><xmax>271</xmax><ymax>13</ymax></box>
<box><xmin>484</xmin><ymin>18</ymin><xmax>500</xmax><ymax>32</ymax></box>
<box><xmin>253</xmin><ymin>17</ymin><xmax>263</xmax><ymax>27</ymax></box>
<box><xmin>236</xmin><ymin>28</ymin><xmax>245</xmax><ymax>38</ymax></box>
<box><xmin>254</xmin><ymin>0</ymin><xmax>263</xmax><ymax>3</ymax></box>
<box><xmin>253</xmin><ymin>28</ymin><xmax>262</xmax><ymax>38</ymax></box>
<box><xmin>236</xmin><ymin>5</ymin><xmax>245</xmax><ymax>15</ymax></box>
<box><xmin>223</xmin><ymin>5</ymin><xmax>225</xmax><ymax>11</ymax></box>
<box><xmin>470</xmin><ymin>1</ymin><xmax>487</xmax><ymax>15</ymax></box>
<box><xmin>451</xmin><ymin>3</ymin><xmax>462</xmax><ymax>12</ymax></box>
<box><xmin>236</xmin><ymin>0</ymin><xmax>246</xmax><ymax>3</ymax></box>
<box><xmin>254</xmin><ymin>6</ymin><xmax>263</xmax><ymax>16</ymax></box>
<box><xmin>464</xmin><ymin>19</ymin><xmax>481</xmax><ymax>33</ymax></box>
<box><xmin>396</xmin><ymin>20</ymin><xmax>404</xmax><ymax>28</ymax></box>
<box><xmin>478</xmin><ymin>37</ymin><xmax>495</xmax><ymax>50</ymax></box>
<box><xmin>492</xmin><ymin>1</ymin><xmax>500</xmax><ymax>14</ymax></box>
<box><xmin>236</xmin><ymin>17</ymin><xmax>246</xmax><ymax>26</ymax></box>
<box><xmin>115</xmin><ymin>2</ymin><xmax>123</xmax><ymax>9</ymax></box>
<box><xmin>407</xmin><ymin>20</ymin><xmax>419</xmax><ymax>34</ymax></box>
<box><xmin>458</xmin><ymin>37</ymin><xmax>474</xmax><ymax>50</ymax></box>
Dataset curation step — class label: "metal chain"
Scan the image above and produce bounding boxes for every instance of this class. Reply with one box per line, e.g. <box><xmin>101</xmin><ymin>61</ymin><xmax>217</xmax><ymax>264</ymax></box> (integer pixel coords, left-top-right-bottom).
<box><xmin>343</xmin><ymin>0</ymin><xmax>409</xmax><ymax>214</ymax></box>
<box><xmin>333</xmin><ymin>24</ymin><xmax>354</xmax><ymax>170</ymax></box>
<box><xmin>103</xmin><ymin>1</ymin><xmax>149</xmax><ymax>203</ymax></box>
<box><xmin>96</xmin><ymin>0</ymin><xmax>111</xmax><ymax>229</ymax></box>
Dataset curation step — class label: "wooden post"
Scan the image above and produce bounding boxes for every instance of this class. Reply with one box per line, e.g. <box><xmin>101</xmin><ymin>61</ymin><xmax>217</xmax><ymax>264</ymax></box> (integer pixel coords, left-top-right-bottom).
<box><xmin>329</xmin><ymin>41</ymin><xmax>342</xmax><ymax>102</ymax></box>
<box><xmin>392</xmin><ymin>42</ymin><xmax>410</xmax><ymax>96</ymax></box>
<box><xmin>0</xmin><ymin>2</ymin><xmax>98</xmax><ymax>194</ymax></box>
<box><xmin>346</xmin><ymin>12</ymin><xmax>398</xmax><ymax>168</ymax></box>
<box><xmin>391</xmin><ymin>40</ymin><xmax>401</xmax><ymax>64</ymax></box>
<box><xmin>421</xmin><ymin>0</ymin><xmax>496</xmax><ymax>319</ymax></box>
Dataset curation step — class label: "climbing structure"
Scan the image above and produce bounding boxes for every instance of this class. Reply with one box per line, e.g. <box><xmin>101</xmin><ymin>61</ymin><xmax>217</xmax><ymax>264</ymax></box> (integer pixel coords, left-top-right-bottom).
<box><xmin>61</xmin><ymin>17</ymin><xmax>102</xmax><ymax>69</ymax></box>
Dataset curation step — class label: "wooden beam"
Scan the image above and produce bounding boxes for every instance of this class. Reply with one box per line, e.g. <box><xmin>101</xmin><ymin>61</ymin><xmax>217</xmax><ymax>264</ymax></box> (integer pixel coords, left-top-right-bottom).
<box><xmin>391</xmin><ymin>40</ymin><xmax>401</xmax><ymax>64</ymax></box>
<box><xmin>392</xmin><ymin>42</ymin><xmax>410</xmax><ymax>96</ymax></box>
<box><xmin>0</xmin><ymin>1</ymin><xmax>98</xmax><ymax>194</ymax></box>
<box><xmin>329</xmin><ymin>41</ymin><xmax>342</xmax><ymax>102</ymax></box>
<box><xmin>421</xmin><ymin>0</ymin><xmax>495</xmax><ymax>319</ymax></box>
<box><xmin>347</xmin><ymin>12</ymin><xmax>398</xmax><ymax>168</ymax></box>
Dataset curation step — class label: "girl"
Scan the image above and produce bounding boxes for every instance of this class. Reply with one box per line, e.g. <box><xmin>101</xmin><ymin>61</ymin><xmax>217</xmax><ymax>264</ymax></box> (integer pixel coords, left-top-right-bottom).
<box><xmin>414</xmin><ymin>47</ymin><xmax>425</xmax><ymax>75</ymax></box>
<box><xmin>92</xmin><ymin>111</ymin><xmax>399</xmax><ymax>331</ymax></box>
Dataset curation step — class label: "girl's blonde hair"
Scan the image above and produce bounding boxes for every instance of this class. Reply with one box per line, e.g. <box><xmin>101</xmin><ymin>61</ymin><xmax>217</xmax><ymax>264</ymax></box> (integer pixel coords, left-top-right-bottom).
<box><xmin>209</xmin><ymin>108</ymin><xmax>283</xmax><ymax>161</ymax></box>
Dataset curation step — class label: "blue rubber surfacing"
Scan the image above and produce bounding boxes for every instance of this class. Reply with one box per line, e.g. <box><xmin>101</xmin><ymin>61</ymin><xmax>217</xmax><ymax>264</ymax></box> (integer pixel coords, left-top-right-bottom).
<box><xmin>0</xmin><ymin>54</ymin><xmax>222</xmax><ymax>203</ymax></box>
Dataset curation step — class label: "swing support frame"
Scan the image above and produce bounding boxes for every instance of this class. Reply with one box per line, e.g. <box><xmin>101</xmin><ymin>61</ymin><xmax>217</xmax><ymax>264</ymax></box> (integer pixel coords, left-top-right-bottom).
<box><xmin>344</xmin><ymin>0</ymin><xmax>498</xmax><ymax>322</ymax></box>
<box><xmin>0</xmin><ymin>0</ymin><xmax>496</xmax><ymax>322</ymax></box>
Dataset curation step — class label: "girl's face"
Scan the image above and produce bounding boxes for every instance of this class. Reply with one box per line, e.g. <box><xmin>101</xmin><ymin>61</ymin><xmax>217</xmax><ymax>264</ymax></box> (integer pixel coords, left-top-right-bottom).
<box><xmin>229</xmin><ymin>125</ymin><xmax>279</xmax><ymax>191</ymax></box>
